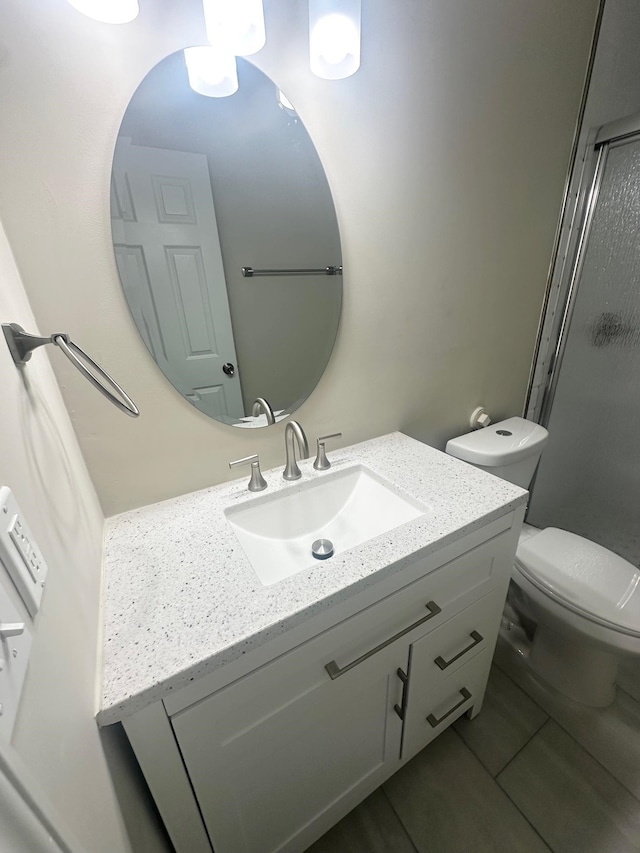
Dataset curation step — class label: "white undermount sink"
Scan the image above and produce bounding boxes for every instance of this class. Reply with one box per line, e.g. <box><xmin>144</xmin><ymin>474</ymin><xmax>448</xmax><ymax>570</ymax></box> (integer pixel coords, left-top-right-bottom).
<box><xmin>225</xmin><ymin>464</ymin><xmax>427</xmax><ymax>586</ymax></box>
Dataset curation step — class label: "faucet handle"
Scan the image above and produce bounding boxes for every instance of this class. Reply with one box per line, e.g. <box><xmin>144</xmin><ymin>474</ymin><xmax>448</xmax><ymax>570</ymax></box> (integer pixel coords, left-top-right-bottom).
<box><xmin>313</xmin><ymin>433</ymin><xmax>342</xmax><ymax>471</ymax></box>
<box><xmin>229</xmin><ymin>454</ymin><xmax>267</xmax><ymax>492</ymax></box>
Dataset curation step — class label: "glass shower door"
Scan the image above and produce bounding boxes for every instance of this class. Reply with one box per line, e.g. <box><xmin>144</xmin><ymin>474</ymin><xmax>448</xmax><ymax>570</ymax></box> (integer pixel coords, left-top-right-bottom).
<box><xmin>528</xmin><ymin>131</ymin><xmax>640</xmax><ymax>566</ymax></box>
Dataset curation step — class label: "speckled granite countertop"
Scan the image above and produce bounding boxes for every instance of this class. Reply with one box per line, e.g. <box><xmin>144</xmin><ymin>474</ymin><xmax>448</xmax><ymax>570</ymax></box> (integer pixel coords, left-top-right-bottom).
<box><xmin>99</xmin><ymin>432</ymin><xmax>527</xmax><ymax>725</ymax></box>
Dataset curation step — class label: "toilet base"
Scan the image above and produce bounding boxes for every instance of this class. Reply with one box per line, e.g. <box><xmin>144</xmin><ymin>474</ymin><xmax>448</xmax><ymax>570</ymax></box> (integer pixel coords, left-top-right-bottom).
<box><xmin>529</xmin><ymin>623</ymin><xmax>618</xmax><ymax>708</ymax></box>
<box><xmin>500</xmin><ymin>611</ymin><xmax>531</xmax><ymax>660</ymax></box>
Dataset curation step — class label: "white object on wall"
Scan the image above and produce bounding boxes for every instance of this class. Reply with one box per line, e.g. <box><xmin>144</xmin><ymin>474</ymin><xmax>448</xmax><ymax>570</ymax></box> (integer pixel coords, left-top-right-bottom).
<box><xmin>469</xmin><ymin>407</ymin><xmax>492</xmax><ymax>430</ymax></box>
<box><xmin>0</xmin><ymin>571</ymin><xmax>32</xmax><ymax>741</ymax></box>
<box><xmin>0</xmin><ymin>487</ymin><xmax>48</xmax><ymax>618</ymax></box>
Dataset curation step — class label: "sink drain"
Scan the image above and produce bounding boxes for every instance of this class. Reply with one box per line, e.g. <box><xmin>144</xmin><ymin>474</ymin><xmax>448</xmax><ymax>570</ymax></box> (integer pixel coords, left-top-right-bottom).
<box><xmin>311</xmin><ymin>539</ymin><xmax>334</xmax><ymax>560</ymax></box>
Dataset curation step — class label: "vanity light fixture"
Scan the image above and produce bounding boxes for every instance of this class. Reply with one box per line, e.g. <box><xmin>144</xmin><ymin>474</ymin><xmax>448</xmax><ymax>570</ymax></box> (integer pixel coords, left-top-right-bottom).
<box><xmin>184</xmin><ymin>45</ymin><xmax>238</xmax><ymax>98</ymax></box>
<box><xmin>66</xmin><ymin>0</ymin><xmax>139</xmax><ymax>24</ymax></box>
<box><xmin>203</xmin><ymin>0</ymin><xmax>266</xmax><ymax>57</ymax></box>
<box><xmin>309</xmin><ymin>0</ymin><xmax>361</xmax><ymax>80</ymax></box>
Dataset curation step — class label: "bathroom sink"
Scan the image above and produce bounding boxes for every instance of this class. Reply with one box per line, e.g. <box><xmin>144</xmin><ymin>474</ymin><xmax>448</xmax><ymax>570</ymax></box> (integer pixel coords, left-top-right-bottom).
<box><xmin>225</xmin><ymin>464</ymin><xmax>427</xmax><ymax>586</ymax></box>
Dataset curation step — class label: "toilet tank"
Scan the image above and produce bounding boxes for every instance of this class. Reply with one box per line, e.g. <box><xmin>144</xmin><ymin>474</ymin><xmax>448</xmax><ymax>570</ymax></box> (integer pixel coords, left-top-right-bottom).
<box><xmin>445</xmin><ymin>417</ymin><xmax>549</xmax><ymax>488</ymax></box>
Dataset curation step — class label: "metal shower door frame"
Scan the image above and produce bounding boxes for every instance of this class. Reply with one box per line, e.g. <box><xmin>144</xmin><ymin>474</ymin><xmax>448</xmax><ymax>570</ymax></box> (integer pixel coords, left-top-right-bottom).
<box><xmin>526</xmin><ymin>110</ymin><xmax>640</xmax><ymax>427</ymax></box>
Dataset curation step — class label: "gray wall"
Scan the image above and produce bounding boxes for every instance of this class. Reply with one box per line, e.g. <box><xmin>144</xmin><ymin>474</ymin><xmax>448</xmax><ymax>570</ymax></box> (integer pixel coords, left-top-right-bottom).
<box><xmin>0</xmin><ymin>0</ymin><xmax>599</xmax><ymax>515</ymax></box>
<box><xmin>582</xmin><ymin>0</ymin><xmax>640</xmax><ymax>128</ymax></box>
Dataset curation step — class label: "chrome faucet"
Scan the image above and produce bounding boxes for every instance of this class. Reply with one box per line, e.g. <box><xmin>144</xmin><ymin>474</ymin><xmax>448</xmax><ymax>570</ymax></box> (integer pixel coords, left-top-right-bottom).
<box><xmin>283</xmin><ymin>421</ymin><xmax>309</xmax><ymax>480</ymax></box>
<box><xmin>251</xmin><ymin>397</ymin><xmax>275</xmax><ymax>425</ymax></box>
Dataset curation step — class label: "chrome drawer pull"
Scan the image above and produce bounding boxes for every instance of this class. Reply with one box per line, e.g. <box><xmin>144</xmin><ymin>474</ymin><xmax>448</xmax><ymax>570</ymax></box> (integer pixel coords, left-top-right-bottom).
<box><xmin>394</xmin><ymin>667</ymin><xmax>408</xmax><ymax>720</ymax></box>
<box><xmin>427</xmin><ymin>688</ymin><xmax>472</xmax><ymax>728</ymax></box>
<box><xmin>434</xmin><ymin>630</ymin><xmax>484</xmax><ymax>671</ymax></box>
<box><xmin>325</xmin><ymin>601</ymin><xmax>442</xmax><ymax>680</ymax></box>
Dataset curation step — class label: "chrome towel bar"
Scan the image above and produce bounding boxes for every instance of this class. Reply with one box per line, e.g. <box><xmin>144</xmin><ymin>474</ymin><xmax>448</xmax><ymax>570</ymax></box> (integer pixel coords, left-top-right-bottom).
<box><xmin>241</xmin><ymin>265</ymin><xmax>342</xmax><ymax>277</ymax></box>
<box><xmin>2</xmin><ymin>323</ymin><xmax>139</xmax><ymax>418</ymax></box>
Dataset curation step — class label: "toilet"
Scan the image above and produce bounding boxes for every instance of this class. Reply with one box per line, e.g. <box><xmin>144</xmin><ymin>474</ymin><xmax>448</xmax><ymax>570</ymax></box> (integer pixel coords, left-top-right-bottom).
<box><xmin>446</xmin><ymin>416</ymin><xmax>640</xmax><ymax>707</ymax></box>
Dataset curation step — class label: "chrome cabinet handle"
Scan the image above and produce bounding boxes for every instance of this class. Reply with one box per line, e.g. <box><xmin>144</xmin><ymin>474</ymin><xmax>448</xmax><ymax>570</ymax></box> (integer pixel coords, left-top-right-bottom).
<box><xmin>434</xmin><ymin>631</ymin><xmax>484</xmax><ymax>671</ymax></box>
<box><xmin>427</xmin><ymin>688</ymin><xmax>472</xmax><ymax>728</ymax></box>
<box><xmin>325</xmin><ymin>601</ymin><xmax>442</xmax><ymax>680</ymax></box>
<box><xmin>394</xmin><ymin>667</ymin><xmax>408</xmax><ymax>720</ymax></box>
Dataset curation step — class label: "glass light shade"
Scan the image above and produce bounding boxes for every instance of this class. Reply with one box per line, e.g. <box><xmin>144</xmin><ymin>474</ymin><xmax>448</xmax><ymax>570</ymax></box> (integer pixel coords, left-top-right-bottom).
<box><xmin>309</xmin><ymin>0</ymin><xmax>361</xmax><ymax>80</ymax></box>
<box><xmin>203</xmin><ymin>0</ymin><xmax>266</xmax><ymax>56</ymax></box>
<box><xmin>184</xmin><ymin>47</ymin><xmax>238</xmax><ymax>98</ymax></box>
<box><xmin>66</xmin><ymin>0</ymin><xmax>139</xmax><ymax>23</ymax></box>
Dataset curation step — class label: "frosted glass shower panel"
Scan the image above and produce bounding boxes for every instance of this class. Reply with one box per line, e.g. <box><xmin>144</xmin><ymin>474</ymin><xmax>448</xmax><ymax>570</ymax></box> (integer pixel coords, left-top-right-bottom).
<box><xmin>528</xmin><ymin>137</ymin><xmax>640</xmax><ymax>565</ymax></box>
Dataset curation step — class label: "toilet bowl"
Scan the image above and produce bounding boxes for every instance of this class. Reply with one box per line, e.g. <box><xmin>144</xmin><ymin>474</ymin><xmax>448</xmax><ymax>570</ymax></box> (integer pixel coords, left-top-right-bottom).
<box><xmin>446</xmin><ymin>417</ymin><xmax>640</xmax><ymax>707</ymax></box>
<box><xmin>512</xmin><ymin>523</ymin><xmax>640</xmax><ymax>706</ymax></box>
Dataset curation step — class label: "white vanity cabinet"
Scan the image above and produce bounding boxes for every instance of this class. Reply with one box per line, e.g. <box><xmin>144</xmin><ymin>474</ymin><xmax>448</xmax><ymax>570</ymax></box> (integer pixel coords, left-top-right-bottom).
<box><xmin>172</xmin><ymin>618</ymin><xmax>406</xmax><ymax>853</ymax></box>
<box><xmin>122</xmin><ymin>512</ymin><xmax>521</xmax><ymax>853</ymax></box>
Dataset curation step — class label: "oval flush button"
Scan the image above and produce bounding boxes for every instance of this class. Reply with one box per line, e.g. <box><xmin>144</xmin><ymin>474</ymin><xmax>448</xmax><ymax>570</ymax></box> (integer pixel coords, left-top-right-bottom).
<box><xmin>496</xmin><ymin>430</ymin><xmax>513</xmax><ymax>436</ymax></box>
<box><xmin>312</xmin><ymin>539</ymin><xmax>334</xmax><ymax>560</ymax></box>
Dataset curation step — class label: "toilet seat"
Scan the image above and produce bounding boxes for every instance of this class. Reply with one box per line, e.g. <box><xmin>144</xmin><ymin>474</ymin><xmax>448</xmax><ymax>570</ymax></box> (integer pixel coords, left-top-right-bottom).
<box><xmin>515</xmin><ymin>527</ymin><xmax>640</xmax><ymax>638</ymax></box>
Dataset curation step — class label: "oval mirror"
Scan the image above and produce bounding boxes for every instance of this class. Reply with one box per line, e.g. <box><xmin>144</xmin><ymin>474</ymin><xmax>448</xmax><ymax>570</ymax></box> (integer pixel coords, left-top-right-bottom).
<box><xmin>111</xmin><ymin>50</ymin><xmax>342</xmax><ymax>427</ymax></box>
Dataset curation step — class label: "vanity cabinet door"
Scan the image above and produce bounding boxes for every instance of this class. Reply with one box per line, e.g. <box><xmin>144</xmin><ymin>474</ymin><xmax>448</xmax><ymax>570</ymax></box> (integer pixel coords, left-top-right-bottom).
<box><xmin>172</xmin><ymin>637</ymin><xmax>408</xmax><ymax>853</ymax></box>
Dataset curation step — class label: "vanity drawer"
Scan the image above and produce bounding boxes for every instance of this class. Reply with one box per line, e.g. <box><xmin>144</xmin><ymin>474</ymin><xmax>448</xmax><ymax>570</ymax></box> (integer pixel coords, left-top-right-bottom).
<box><xmin>401</xmin><ymin>647</ymin><xmax>493</xmax><ymax>761</ymax></box>
<box><xmin>407</xmin><ymin>590</ymin><xmax>505</xmax><ymax>689</ymax></box>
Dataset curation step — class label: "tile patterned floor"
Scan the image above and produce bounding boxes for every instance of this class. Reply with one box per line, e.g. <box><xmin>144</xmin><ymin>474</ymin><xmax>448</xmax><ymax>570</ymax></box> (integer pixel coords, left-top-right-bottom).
<box><xmin>307</xmin><ymin>646</ymin><xmax>640</xmax><ymax>852</ymax></box>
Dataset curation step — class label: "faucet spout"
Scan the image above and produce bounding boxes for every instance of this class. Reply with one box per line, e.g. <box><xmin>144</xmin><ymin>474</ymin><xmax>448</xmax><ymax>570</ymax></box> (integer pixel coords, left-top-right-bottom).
<box><xmin>251</xmin><ymin>397</ymin><xmax>275</xmax><ymax>425</ymax></box>
<box><xmin>283</xmin><ymin>421</ymin><xmax>309</xmax><ymax>481</ymax></box>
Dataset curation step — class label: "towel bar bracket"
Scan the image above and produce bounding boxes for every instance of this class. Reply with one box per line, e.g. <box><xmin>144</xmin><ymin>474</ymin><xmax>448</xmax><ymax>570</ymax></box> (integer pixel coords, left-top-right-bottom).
<box><xmin>2</xmin><ymin>323</ymin><xmax>140</xmax><ymax>418</ymax></box>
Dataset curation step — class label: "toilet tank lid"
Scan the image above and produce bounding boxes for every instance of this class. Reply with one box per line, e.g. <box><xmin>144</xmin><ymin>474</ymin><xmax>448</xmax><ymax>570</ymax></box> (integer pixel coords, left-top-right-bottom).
<box><xmin>516</xmin><ymin>527</ymin><xmax>640</xmax><ymax>636</ymax></box>
<box><xmin>445</xmin><ymin>417</ymin><xmax>549</xmax><ymax>466</ymax></box>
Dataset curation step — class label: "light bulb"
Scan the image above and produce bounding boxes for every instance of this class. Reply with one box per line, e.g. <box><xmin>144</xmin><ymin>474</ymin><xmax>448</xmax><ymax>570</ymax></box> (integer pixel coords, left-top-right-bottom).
<box><xmin>203</xmin><ymin>0</ymin><xmax>266</xmax><ymax>57</ymax></box>
<box><xmin>184</xmin><ymin>47</ymin><xmax>238</xmax><ymax>98</ymax></box>
<box><xmin>309</xmin><ymin>0</ymin><xmax>361</xmax><ymax>80</ymax></box>
<box><xmin>311</xmin><ymin>15</ymin><xmax>354</xmax><ymax>65</ymax></box>
<box><xmin>66</xmin><ymin>0</ymin><xmax>139</xmax><ymax>24</ymax></box>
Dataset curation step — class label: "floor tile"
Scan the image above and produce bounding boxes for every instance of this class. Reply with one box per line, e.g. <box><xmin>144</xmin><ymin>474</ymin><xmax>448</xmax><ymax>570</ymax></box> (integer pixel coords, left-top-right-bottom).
<box><xmin>305</xmin><ymin>788</ymin><xmax>416</xmax><ymax>853</ymax></box>
<box><xmin>498</xmin><ymin>721</ymin><xmax>640</xmax><ymax>853</ymax></box>
<box><xmin>453</xmin><ymin>666</ymin><xmax>548</xmax><ymax>776</ymax></box>
<box><xmin>383</xmin><ymin>728</ymin><xmax>551</xmax><ymax>853</ymax></box>
<box><xmin>494</xmin><ymin>639</ymin><xmax>640</xmax><ymax>800</ymax></box>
